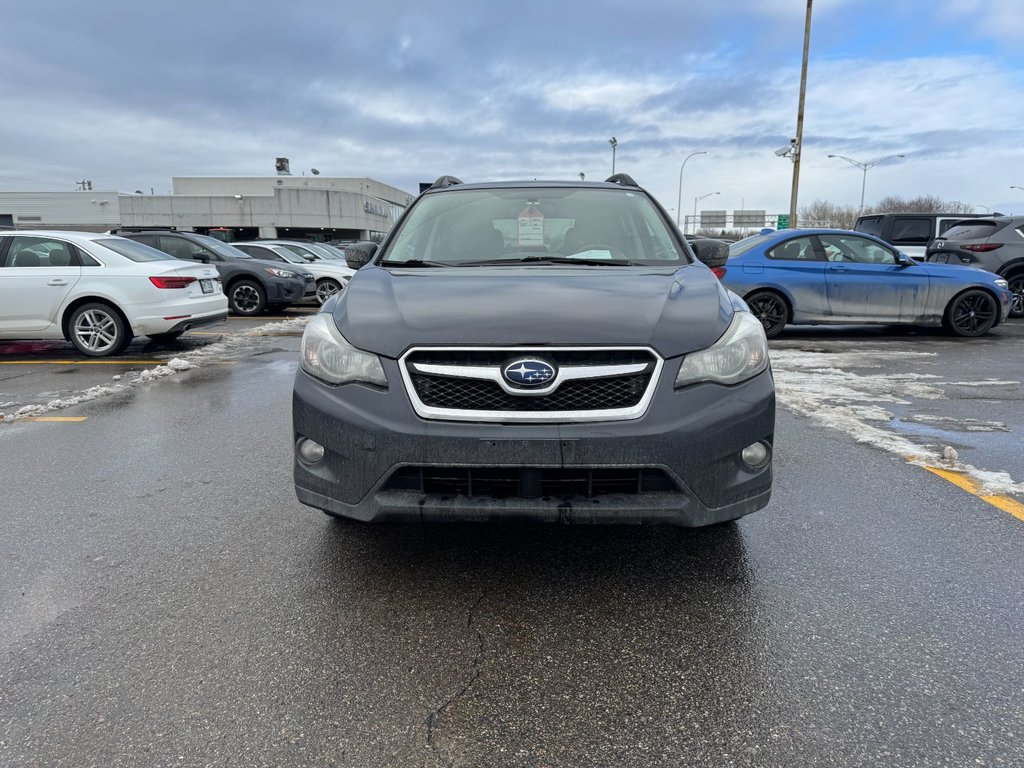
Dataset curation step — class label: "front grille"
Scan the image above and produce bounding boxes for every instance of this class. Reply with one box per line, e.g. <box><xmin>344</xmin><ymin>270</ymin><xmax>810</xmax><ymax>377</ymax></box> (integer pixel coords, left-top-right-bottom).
<box><xmin>400</xmin><ymin>346</ymin><xmax>663</xmax><ymax>422</ymax></box>
<box><xmin>411</xmin><ymin>372</ymin><xmax>650</xmax><ymax>411</ymax></box>
<box><xmin>384</xmin><ymin>466</ymin><xmax>679</xmax><ymax>498</ymax></box>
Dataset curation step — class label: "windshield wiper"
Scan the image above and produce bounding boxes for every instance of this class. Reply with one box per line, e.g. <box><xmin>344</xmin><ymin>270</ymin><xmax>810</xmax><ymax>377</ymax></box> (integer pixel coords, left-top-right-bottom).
<box><xmin>456</xmin><ymin>256</ymin><xmax>638</xmax><ymax>267</ymax></box>
<box><xmin>380</xmin><ymin>259</ymin><xmax>453</xmax><ymax>268</ymax></box>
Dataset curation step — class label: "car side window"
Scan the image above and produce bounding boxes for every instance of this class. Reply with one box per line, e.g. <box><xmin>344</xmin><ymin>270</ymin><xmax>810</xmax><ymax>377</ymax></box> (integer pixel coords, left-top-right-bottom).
<box><xmin>160</xmin><ymin>236</ymin><xmax>218</xmax><ymax>262</ymax></box>
<box><xmin>2</xmin><ymin>236</ymin><xmax>76</xmax><ymax>268</ymax></box>
<box><xmin>889</xmin><ymin>217</ymin><xmax>932</xmax><ymax>244</ymax></box>
<box><xmin>74</xmin><ymin>245</ymin><xmax>102</xmax><ymax>267</ymax></box>
<box><xmin>818</xmin><ymin>234</ymin><xmax>897</xmax><ymax>264</ymax></box>
<box><xmin>765</xmin><ymin>236</ymin><xmax>819</xmax><ymax>261</ymax></box>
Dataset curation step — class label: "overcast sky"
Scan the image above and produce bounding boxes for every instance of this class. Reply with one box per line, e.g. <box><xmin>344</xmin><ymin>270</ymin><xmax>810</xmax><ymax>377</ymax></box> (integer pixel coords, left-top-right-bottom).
<box><xmin>2</xmin><ymin>0</ymin><xmax>1022</xmax><ymax>217</ymax></box>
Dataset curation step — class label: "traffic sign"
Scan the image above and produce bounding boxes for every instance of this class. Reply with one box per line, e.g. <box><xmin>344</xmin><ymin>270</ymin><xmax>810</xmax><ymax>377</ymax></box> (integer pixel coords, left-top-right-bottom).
<box><xmin>777</xmin><ymin>214</ymin><xmax>790</xmax><ymax>230</ymax></box>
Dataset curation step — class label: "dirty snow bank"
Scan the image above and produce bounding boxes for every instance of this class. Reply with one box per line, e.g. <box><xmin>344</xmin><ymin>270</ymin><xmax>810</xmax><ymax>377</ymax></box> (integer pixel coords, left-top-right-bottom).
<box><xmin>0</xmin><ymin>317</ymin><xmax>310</xmax><ymax>424</ymax></box>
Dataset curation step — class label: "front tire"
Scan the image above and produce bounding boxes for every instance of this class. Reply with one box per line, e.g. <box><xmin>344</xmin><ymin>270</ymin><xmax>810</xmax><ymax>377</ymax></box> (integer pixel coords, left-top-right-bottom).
<box><xmin>945</xmin><ymin>289</ymin><xmax>998</xmax><ymax>337</ymax></box>
<box><xmin>1005</xmin><ymin>272</ymin><xmax>1024</xmax><ymax>318</ymax></box>
<box><xmin>745</xmin><ymin>291</ymin><xmax>789</xmax><ymax>339</ymax></box>
<box><xmin>68</xmin><ymin>302</ymin><xmax>131</xmax><ymax>357</ymax></box>
<box><xmin>228</xmin><ymin>279</ymin><xmax>267</xmax><ymax>316</ymax></box>
<box><xmin>315</xmin><ymin>278</ymin><xmax>344</xmax><ymax>305</ymax></box>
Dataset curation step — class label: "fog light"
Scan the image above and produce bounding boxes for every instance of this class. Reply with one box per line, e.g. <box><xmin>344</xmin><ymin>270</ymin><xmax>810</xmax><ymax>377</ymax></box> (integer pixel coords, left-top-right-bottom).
<box><xmin>741</xmin><ymin>441</ymin><xmax>769</xmax><ymax>468</ymax></box>
<box><xmin>297</xmin><ymin>438</ymin><xmax>325</xmax><ymax>464</ymax></box>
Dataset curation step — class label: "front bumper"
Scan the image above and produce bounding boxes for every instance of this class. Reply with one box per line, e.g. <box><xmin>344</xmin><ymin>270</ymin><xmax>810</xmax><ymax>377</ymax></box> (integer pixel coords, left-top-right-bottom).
<box><xmin>292</xmin><ymin>359</ymin><xmax>775</xmax><ymax>526</ymax></box>
<box><xmin>266</xmin><ymin>275</ymin><xmax>310</xmax><ymax>305</ymax></box>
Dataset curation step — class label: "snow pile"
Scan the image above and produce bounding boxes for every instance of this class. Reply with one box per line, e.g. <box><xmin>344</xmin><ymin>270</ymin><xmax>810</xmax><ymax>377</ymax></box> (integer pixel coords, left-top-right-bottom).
<box><xmin>0</xmin><ymin>316</ymin><xmax>311</xmax><ymax>423</ymax></box>
<box><xmin>771</xmin><ymin>346</ymin><xmax>1024</xmax><ymax>497</ymax></box>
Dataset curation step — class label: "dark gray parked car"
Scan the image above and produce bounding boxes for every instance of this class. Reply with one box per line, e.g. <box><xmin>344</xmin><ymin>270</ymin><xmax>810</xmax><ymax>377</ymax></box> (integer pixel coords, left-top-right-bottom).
<box><xmin>925</xmin><ymin>217</ymin><xmax>1024</xmax><ymax>317</ymax></box>
<box><xmin>292</xmin><ymin>175</ymin><xmax>775</xmax><ymax>527</ymax></box>
<box><xmin>120</xmin><ymin>231</ymin><xmax>315</xmax><ymax>315</ymax></box>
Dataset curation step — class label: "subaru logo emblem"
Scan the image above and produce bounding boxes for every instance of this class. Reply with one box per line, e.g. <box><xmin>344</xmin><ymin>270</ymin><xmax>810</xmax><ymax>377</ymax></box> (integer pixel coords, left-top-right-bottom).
<box><xmin>503</xmin><ymin>359</ymin><xmax>557</xmax><ymax>387</ymax></box>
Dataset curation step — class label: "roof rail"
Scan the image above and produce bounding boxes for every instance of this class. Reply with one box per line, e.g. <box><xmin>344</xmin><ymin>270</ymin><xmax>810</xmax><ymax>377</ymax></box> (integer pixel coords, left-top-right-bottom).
<box><xmin>429</xmin><ymin>175</ymin><xmax>463</xmax><ymax>190</ymax></box>
<box><xmin>604</xmin><ymin>173</ymin><xmax>639</xmax><ymax>187</ymax></box>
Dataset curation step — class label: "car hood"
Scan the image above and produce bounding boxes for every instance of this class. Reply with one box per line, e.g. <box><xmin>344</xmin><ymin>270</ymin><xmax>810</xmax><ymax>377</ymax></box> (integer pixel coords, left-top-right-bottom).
<box><xmin>331</xmin><ymin>265</ymin><xmax>736</xmax><ymax>359</ymax></box>
<box><xmin>916</xmin><ymin>261</ymin><xmax>1002</xmax><ymax>283</ymax></box>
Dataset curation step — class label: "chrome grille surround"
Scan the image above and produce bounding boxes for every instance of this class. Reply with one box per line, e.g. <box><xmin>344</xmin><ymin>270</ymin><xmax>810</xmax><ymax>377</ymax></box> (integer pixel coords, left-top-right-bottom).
<box><xmin>399</xmin><ymin>346</ymin><xmax>664</xmax><ymax>423</ymax></box>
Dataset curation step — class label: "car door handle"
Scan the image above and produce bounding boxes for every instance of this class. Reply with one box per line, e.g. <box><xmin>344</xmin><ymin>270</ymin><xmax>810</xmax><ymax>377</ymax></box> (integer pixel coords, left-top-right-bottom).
<box><xmin>828</xmin><ymin>264</ymin><xmax>850</xmax><ymax>272</ymax></box>
<box><xmin>47</xmin><ymin>279</ymin><xmax>69</xmax><ymax>286</ymax></box>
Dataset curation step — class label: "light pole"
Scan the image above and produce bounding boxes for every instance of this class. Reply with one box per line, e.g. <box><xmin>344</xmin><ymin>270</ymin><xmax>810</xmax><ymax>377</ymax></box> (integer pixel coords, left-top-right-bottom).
<box><xmin>676</xmin><ymin>151</ymin><xmax>708</xmax><ymax>227</ymax></box>
<box><xmin>609</xmin><ymin>137</ymin><xmax>618</xmax><ymax>174</ymax></box>
<box><xmin>1011</xmin><ymin>185</ymin><xmax>1024</xmax><ymax>193</ymax></box>
<box><xmin>789</xmin><ymin>0</ymin><xmax>814</xmax><ymax>228</ymax></box>
<box><xmin>578</xmin><ymin>172</ymin><xmax>585</xmax><ymax>181</ymax></box>
<box><xmin>693</xmin><ymin>192</ymin><xmax>720</xmax><ymax>234</ymax></box>
<box><xmin>827</xmin><ymin>153</ymin><xmax>905</xmax><ymax>212</ymax></box>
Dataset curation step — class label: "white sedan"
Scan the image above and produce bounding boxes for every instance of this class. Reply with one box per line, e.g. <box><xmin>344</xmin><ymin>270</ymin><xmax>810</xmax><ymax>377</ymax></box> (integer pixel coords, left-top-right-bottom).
<box><xmin>233</xmin><ymin>241</ymin><xmax>354</xmax><ymax>304</ymax></box>
<box><xmin>0</xmin><ymin>231</ymin><xmax>228</xmax><ymax>356</ymax></box>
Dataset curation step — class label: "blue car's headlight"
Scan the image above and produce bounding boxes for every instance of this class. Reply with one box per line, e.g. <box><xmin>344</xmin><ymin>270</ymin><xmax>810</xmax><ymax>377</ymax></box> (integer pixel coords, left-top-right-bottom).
<box><xmin>300</xmin><ymin>313</ymin><xmax>387</xmax><ymax>387</ymax></box>
<box><xmin>675</xmin><ymin>312</ymin><xmax>769</xmax><ymax>388</ymax></box>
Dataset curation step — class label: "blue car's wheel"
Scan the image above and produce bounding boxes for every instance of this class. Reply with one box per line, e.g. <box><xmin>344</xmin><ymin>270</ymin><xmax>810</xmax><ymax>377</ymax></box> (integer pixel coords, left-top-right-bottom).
<box><xmin>945</xmin><ymin>289</ymin><xmax>998</xmax><ymax>338</ymax></box>
<box><xmin>746</xmin><ymin>291</ymin><xmax>788</xmax><ymax>339</ymax></box>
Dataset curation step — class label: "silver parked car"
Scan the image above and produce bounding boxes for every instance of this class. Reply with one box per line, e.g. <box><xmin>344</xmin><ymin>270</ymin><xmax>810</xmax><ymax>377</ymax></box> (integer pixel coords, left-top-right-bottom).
<box><xmin>233</xmin><ymin>242</ymin><xmax>354</xmax><ymax>304</ymax></box>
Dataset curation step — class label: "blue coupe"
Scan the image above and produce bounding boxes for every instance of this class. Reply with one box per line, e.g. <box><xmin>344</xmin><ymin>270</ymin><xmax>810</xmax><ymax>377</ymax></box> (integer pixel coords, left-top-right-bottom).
<box><xmin>722</xmin><ymin>229</ymin><xmax>1012</xmax><ymax>338</ymax></box>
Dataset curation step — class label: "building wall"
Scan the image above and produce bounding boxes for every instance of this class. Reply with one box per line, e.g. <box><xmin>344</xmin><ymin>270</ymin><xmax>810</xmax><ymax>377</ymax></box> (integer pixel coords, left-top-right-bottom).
<box><xmin>171</xmin><ymin>176</ymin><xmax>413</xmax><ymax>207</ymax></box>
<box><xmin>0</xmin><ymin>191</ymin><xmax>121</xmax><ymax>231</ymax></box>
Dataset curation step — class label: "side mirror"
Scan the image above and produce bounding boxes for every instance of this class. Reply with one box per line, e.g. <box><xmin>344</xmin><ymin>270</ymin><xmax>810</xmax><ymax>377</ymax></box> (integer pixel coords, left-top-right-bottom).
<box><xmin>194</xmin><ymin>252</ymin><xmax>211</xmax><ymax>263</ymax></box>
<box><xmin>690</xmin><ymin>238</ymin><xmax>729</xmax><ymax>270</ymax></box>
<box><xmin>345</xmin><ymin>242</ymin><xmax>378</xmax><ymax>270</ymax></box>
<box><xmin>896</xmin><ymin>251</ymin><xmax>914</xmax><ymax>266</ymax></box>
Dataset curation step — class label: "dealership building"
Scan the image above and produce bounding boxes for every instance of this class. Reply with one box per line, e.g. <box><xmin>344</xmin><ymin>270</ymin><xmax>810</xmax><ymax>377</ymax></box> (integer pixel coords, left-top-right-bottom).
<box><xmin>0</xmin><ymin>170</ymin><xmax>413</xmax><ymax>242</ymax></box>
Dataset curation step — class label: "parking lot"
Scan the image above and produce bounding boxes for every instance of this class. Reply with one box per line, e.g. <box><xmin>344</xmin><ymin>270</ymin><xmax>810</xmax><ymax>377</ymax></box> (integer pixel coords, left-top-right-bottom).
<box><xmin>1</xmin><ymin>313</ymin><xmax>1022</xmax><ymax>767</ymax></box>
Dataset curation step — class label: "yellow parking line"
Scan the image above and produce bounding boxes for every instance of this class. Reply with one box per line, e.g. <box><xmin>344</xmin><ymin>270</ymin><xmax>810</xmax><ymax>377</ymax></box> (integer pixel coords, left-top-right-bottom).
<box><xmin>25</xmin><ymin>416</ymin><xmax>88</xmax><ymax>422</ymax></box>
<box><xmin>188</xmin><ymin>331</ymin><xmax>231</xmax><ymax>336</ymax></box>
<box><xmin>0</xmin><ymin>360</ymin><xmax>167</xmax><ymax>365</ymax></box>
<box><xmin>922</xmin><ymin>466</ymin><xmax>1024</xmax><ymax>522</ymax></box>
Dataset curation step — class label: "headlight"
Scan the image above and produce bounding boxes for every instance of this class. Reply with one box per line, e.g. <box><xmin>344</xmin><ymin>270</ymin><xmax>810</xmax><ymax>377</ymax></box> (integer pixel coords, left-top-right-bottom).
<box><xmin>675</xmin><ymin>312</ymin><xmax>769</xmax><ymax>388</ymax></box>
<box><xmin>265</xmin><ymin>267</ymin><xmax>297</xmax><ymax>278</ymax></box>
<box><xmin>300</xmin><ymin>313</ymin><xmax>387</xmax><ymax>387</ymax></box>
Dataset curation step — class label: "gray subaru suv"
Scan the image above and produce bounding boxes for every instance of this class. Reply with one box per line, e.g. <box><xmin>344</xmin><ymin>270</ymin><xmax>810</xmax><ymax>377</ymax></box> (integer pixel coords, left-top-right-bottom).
<box><xmin>292</xmin><ymin>175</ymin><xmax>775</xmax><ymax>526</ymax></box>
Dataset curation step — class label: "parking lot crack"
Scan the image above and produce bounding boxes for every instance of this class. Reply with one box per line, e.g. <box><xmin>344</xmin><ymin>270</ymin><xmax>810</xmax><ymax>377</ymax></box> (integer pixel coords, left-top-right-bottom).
<box><xmin>422</xmin><ymin>585</ymin><xmax>488</xmax><ymax>767</ymax></box>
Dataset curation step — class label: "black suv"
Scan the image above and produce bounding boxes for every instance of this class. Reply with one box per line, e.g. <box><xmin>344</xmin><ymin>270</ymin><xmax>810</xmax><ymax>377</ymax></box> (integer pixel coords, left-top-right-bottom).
<box><xmin>120</xmin><ymin>231</ymin><xmax>315</xmax><ymax>315</ymax></box>
<box><xmin>854</xmin><ymin>212</ymin><xmax>986</xmax><ymax>260</ymax></box>
<box><xmin>292</xmin><ymin>175</ymin><xmax>775</xmax><ymax>527</ymax></box>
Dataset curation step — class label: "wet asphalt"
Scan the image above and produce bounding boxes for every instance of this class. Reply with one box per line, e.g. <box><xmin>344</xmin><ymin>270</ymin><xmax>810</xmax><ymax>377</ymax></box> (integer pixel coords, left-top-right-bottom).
<box><xmin>1</xmin><ymin>320</ymin><xmax>1023</xmax><ymax>767</ymax></box>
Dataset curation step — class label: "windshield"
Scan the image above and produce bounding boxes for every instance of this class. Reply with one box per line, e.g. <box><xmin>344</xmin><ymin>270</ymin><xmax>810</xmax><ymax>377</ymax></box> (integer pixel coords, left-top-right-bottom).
<box><xmin>379</xmin><ymin>187</ymin><xmax>688</xmax><ymax>266</ymax></box>
<box><xmin>192</xmin><ymin>234</ymin><xmax>253</xmax><ymax>259</ymax></box>
<box><xmin>269</xmin><ymin>247</ymin><xmax>309</xmax><ymax>265</ymax></box>
<box><xmin>729</xmin><ymin>234</ymin><xmax>774</xmax><ymax>257</ymax></box>
<box><xmin>95</xmin><ymin>238</ymin><xmax>175</xmax><ymax>263</ymax></box>
<box><xmin>276</xmin><ymin>243</ymin><xmax>318</xmax><ymax>260</ymax></box>
<box><xmin>313</xmin><ymin>243</ymin><xmax>348</xmax><ymax>260</ymax></box>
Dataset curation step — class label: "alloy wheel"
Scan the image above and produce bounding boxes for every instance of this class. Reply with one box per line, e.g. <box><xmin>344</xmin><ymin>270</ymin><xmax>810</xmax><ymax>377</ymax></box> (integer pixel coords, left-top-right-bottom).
<box><xmin>1007</xmin><ymin>275</ymin><xmax>1024</xmax><ymax>317</ymax></box>
<box><xmin>232</xmin><ymin>284</ymin><xmax>261</xmax><ymax>313</ymax></box>
<box><xmin>73</xmin><ymin>308</ymin><xmax>120</xmax><ymax>353</ymax></box>
<box><xmin>316</xmin><ymin>279</ymin><xmax>343</xmax><ymax>304</ymax></box>
<box><xmin>746</xmin><ymin>293</ymin><xmax>787</xmax><ymax>338</ymax></box>
<box><xmin>949</xmin><ymin>292</ymin><xmax>997</xmax><ymax>336</ymax></box>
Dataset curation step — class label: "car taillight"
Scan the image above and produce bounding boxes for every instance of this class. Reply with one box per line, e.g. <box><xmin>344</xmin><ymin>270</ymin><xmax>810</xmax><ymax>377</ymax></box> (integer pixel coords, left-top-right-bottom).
<box><xmin>150</xmin><ymin>275</ymin><xmax>198</xmax><ymax>289</ymax></box>
<box><xmin>711</xmin><ymin>266</ymin><xmax>727</xmax><ymax>279</ymax></box>
<box><xmin>961</xmin><ymin>243</ymin><xmax>1003</xmax><ymax>252</ymax></box>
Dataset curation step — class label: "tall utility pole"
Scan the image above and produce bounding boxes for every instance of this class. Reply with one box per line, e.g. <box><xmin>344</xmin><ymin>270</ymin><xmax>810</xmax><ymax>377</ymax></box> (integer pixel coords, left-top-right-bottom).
<box><xmin>827</xmin><ymin>154</ymin><xmax>905</xmax><ymax>213</ymax></box>
<box><xmin>789</xmin><ymin>0</ymin><xmax>813</xmax><ymax>228</ymax></box>
<box><xmin>676</xmin><ymin>151</ymin><xmax>708</xmax><ymax>227</ymax></box>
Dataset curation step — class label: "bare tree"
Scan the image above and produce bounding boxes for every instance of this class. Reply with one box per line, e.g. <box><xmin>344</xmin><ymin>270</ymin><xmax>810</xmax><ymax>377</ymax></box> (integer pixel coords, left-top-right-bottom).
<box><xmin>869</xmin><ymin>195</ymin><xmax>975</xmax><ymax>214</ymax></box>
<box><xmin>798</xmin><ymin>199</ymin><xmax>860</xmax><ymax>229</ymax></box>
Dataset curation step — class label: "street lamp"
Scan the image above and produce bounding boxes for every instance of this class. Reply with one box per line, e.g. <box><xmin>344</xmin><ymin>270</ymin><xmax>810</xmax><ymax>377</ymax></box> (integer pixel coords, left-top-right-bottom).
<box><xmin>676</xmin><ymin>151</ymin><xmax>708</xmax><ymax>227</ymax></box>
<box><xmin>1011</xmin><ymin>185</ymin><xmax>1024</xmax><ymax>193</ymax></box>
<box><xmin>827</xmin><ymin>153</ymin><xmax>905</xmax><ymax>213</ymax></box>
<box><xmin>579</xmin><ymin>172</ymin><xmax>585</xmax><ymax>181</ymax></box>
<box><xmin>609</xmin><ymin>137</ymin><xmax>618</xmax><ymax>174</ymax></box>
<box><xmin>693</xmin><ymin>191</ymin><xmax>720</xmax><ymax>234</ymax></box>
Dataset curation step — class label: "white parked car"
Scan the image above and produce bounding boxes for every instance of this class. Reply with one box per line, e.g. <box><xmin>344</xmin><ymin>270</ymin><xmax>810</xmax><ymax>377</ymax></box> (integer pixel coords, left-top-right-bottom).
<box><xmin>233</xmin><ymin>241</ymin><xmax>354</xmax><ymax>304</ymax></box>
<box><xmin>0</xmin><ymin>231</ymin><xmax>228</xmax><ymax>357</ymax></box>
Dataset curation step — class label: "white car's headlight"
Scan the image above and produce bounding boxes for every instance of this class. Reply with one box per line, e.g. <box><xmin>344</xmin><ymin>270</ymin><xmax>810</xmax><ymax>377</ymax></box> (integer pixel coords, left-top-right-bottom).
<box><xmin>675</xmin><ymin>312</ymin><xmax>769</xmax><ymax>388</ymax></box>
<box><xmin>265</xmin><ymin>267</ymin><xmax>297</xmax><ymax>279</ymax></box>
<box><xmin>300</xmin><ymin>313</ymin><xmax>387</xmax><ymax>387</ymax></box>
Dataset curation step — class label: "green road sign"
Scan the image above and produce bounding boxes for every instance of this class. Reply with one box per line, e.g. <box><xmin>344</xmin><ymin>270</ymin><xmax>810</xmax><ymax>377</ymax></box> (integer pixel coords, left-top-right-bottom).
<box><xmin>777</xmin><ymin>214</ymin><xmax>790</xmax><ymax>230</ymax></box>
